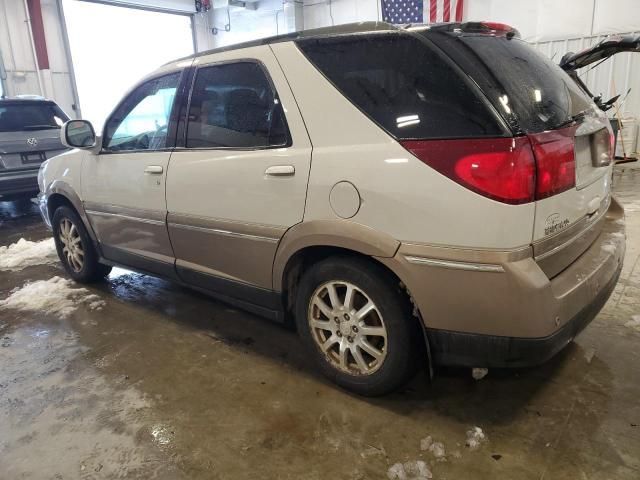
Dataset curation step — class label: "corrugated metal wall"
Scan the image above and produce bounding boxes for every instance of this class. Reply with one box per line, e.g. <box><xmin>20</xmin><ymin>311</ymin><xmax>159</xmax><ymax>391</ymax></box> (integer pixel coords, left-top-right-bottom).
<box><xmin>532</xmin><ymin>33</ymin><xmax>639</xmax><ymax>120</ymax></box>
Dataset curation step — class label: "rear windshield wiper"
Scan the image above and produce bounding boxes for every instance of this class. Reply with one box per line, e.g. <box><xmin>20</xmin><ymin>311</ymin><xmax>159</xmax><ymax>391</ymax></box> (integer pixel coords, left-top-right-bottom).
<box><xmin>22</xmin><ymin>125</ymin><xmax>60</xmax><ymax>131</ymax></box>
<box><xmin>554</xmin><ymin>111</ymin><xmax>587</xmax><ymax>129</ymax></box>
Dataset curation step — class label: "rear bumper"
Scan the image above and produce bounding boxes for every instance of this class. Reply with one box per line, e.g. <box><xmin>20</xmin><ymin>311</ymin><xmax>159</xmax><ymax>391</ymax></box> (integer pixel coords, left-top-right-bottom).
<box><xmin>0</xmin><ymin>169</ymin><xmax>39</xmax><ymax>198</ymax></box>
<box><xmin>426</xmin><ymin>260</ymin><xmax>621</xmax><ymax>367</ymax></box>
<box><xmin>378</xmin><ymin>197</ymin><xmax>626</xmax><ymax>368</ymax></box>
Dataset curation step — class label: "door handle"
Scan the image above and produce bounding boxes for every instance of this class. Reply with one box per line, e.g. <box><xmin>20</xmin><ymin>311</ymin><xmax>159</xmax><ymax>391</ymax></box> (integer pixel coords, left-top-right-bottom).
<box><xmin>144</xmin><ymin>165</ymin><xmax>164</xmax><ymax>175</ymax></box>
<box><xmin>265</xmin><ymin>165</ymin><xmax>295</xmax><ymax>176</ymax></box>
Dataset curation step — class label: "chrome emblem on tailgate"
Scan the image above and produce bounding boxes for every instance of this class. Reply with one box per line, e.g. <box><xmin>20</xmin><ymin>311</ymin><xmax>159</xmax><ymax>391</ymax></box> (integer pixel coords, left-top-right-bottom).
<box><xmin>26</xmin><ymin>137</ymin><xmax>38</xmax><ymax>147</ymax></box>
<box><xmin>545</xmin><ymin>213</ymin><xmax>570</xmax><ymax>236</ymax></box>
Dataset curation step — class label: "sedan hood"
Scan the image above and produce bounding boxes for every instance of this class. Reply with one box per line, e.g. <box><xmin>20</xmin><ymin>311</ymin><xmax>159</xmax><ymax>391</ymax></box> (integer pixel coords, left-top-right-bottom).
<box><xmin>560</xmin><ymin>34</ymin><xmax>640</xmax><ymax>70</ymax></box>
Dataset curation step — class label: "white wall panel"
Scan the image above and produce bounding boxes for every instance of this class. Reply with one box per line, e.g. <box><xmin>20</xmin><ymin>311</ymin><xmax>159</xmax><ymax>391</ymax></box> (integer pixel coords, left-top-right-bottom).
<box><xmin>303</xmin><ymin>0</ymin><xmax>379</xmax><ymax>30</ymax></box>
<box><xmin>209</xmin><ymin>0</ymin><xmax>285</xmax><ymax>48</ymax></box>
<box><xmin>593</xmin><ymin>0</ymin><xmax>640</xmax><ymax>36</ymax></box>
<box><xmin>465</xmin><ymin>0</ymin><xmax>640</xmax><ymax>42</ymax></box>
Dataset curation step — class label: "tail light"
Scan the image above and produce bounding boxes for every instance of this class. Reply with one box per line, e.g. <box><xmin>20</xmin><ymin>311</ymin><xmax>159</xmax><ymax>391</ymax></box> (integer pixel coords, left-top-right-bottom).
<box><xmin>402</xmin><ymin>127</ymin><xmax>577</xmax><ymax>204</ymax></box>
<box><xmin>528</xmin><ymin>127</ymin><xmax>576</xmax><ymax>199</ymax></box>
<box><xmin>401</xmin><ymin>137</ymin><xmax>536</xmax><ymax>204</ymax></box>
<box><xmin>590</xmin><ymin>126</ymin><xmax>614</xmax><ymax>167</ymax></box>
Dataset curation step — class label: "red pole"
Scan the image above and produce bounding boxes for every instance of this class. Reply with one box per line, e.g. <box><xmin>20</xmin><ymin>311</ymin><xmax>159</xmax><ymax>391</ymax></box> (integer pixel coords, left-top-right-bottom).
<box><xmin>26</xmin><ymin>0</ymin><xmax>50</xmax><ymax>70</ymax></box>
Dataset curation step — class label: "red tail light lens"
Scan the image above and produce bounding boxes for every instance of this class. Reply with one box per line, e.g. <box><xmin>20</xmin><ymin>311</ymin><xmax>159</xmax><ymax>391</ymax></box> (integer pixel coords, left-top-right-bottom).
<box><xmin>528</xmin><ymin>127</ymin><xmax>576</xmax><ymax>199</ymax></box>
<box><xmin>401</xmin><ymin>137</ymin><xmax>536</xmax><ymax>204</ymax></box>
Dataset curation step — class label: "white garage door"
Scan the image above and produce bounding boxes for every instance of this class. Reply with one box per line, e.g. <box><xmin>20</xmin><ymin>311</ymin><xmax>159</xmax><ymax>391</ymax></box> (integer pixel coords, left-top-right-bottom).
<box><xmin>62</xmin><ymin>0</ymin><xmax>194</xmax><ymax>130</ymax></box>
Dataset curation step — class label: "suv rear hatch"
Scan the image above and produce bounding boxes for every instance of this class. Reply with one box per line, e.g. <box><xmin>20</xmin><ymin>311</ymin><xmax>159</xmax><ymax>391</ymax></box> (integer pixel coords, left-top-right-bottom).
<box><xmin>0</xmin><ymin>101</ymin><xmax>69</xmax><ymax>172</ymax></box>
<box><xmin>424</xmin><ymin>24</ymin><xmax>614</xmax><ymax>278</ymax></box>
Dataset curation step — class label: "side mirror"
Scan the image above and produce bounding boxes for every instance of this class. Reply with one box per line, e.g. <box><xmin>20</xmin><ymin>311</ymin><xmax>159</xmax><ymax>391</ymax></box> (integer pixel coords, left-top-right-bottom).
<box><xmin>61</xmin><ymin>120</ymin><xmax>96</xmax><ymax>149</ymax></box>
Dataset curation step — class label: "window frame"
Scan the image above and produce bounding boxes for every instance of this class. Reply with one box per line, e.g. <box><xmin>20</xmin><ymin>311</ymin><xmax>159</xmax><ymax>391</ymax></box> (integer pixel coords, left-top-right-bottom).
<box><xmin>179</xmin><ymin>58</ymin><xmax>292</xmax><ymax>152</ymax></box>
<box><xmin>100</xmin><ymin>69</ymin><xmax>186</xmax><ymax>155</ymax></box>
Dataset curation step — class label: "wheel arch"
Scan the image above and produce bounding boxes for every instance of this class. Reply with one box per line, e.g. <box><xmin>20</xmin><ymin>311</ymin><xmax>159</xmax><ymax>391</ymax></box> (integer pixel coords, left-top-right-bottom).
<box><xmin>274</xmin><ymin>221</ymin><xmax>432</xmax><ymax>371</ymax></box>
<box><xmin>279</xmin><ymin>243</ymin><xmax>433</xmax><ymax>375</ymax></box>
<box><xmin>46</xmin><ymin>181</ymin><xmax>97</xmax><ymax>242</ymax></box>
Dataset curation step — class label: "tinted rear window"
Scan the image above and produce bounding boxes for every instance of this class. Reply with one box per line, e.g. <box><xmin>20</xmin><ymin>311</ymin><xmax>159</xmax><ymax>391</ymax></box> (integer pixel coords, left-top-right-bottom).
<box><xmin>455</xmin><ymin>36</ymin><xmax>592</xmax><ymax>133</ymax></box>
<box><xmin>0</xmin><ymin>103</ymin><xmax>69</xmax><ymax>132</ymax></box>
<box><xmin>297</xmin><ymin>33</ymin><xmax>504</xmax><ymax>140</ymax></box>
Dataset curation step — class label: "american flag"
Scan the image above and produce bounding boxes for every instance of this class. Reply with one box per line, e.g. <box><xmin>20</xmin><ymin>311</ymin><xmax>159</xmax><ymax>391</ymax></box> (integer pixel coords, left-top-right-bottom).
<box><xmin>381</xmin><ymin>0</ymin><xmax>424</xmax><ymax>24</ymax></box>
<box><xmin>382</xmin><ymin>0</ymin><xmax>464</xmax><ymax>25</ymax></box>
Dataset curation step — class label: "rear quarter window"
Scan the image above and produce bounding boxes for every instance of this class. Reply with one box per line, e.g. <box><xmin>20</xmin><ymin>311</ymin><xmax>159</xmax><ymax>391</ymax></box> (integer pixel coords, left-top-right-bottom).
<box><xmin>296</xmin><ymin>33</ymin><xmax>505</xmax><ymax>140</ymax></box>
<box><xmin>445</xmin><ymin>35</ymin><xmax>593</xmax><ymax>133</ymax></box>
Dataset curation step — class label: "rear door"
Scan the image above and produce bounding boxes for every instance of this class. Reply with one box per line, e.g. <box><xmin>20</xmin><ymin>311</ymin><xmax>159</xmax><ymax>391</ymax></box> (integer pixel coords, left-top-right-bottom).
<box><xmin>166</xmin><ymin>45</ymin><xmax>312</xmax><ymax>295</ymax></box>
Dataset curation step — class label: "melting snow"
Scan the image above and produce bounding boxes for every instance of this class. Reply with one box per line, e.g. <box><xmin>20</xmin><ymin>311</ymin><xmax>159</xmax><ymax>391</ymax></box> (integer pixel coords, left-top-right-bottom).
<box><xmin>465</xmin><ymin>426</ymin><xmax>486</xmax><ymax>450</ymax></box>
<box><xmin>472</xmin><ymin>367</ymin><xmax>489</xmax><ymax>380</ymax></box>
<box><xmin>0</xmin><ymin>238</ymin><xmax>58</xmax><ymax>271</ymax></box>
<box><xmin>419</xmin><ymin>436</ymin><xmax>446</xmax><ymax>460</ymax></box>
<box><xmin>429</xmin><ymin>442</ymin><xmax>446</xmax><ymax>459</ymax></box>
<box><xmin>419</xmin><ymin>436</ymin><xmax>433</xmax><ymax>451</ymax></box>
<box><xmin>387</xmin><ymin>460</ymin><xmax>432</xmax><ymax>480</ymax></box>
<box><xmin>625</xmin><ymin>315</ymin><xmax>640</xmax><ymax>332</ymax></box>
<box><xmin>0</xmin><ymin>276</ymin><xmax>105</xmax><ymax>319</ymax></box>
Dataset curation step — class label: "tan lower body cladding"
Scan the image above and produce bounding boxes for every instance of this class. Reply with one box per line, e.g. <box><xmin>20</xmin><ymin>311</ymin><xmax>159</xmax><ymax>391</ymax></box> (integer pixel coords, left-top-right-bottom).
<box><xmin>378</xmin><ymin>198</ymin><xmax>625</xmax><ymax>339</ymax></box>
<box><xmin>168</xmin><ymin>213</ymin><xmax>286</xmax><ymax>289</ymax></box>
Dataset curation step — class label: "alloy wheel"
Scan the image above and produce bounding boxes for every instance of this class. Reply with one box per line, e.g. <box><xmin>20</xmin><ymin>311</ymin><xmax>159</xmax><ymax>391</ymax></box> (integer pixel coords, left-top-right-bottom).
<box><xmin>308</xmin><ymin>281</ymin><xmax>388</xmax><ymax>375</ymax></box>
<box><xmin>59</xmin><ymin>217</ymin><xmax>84</xmax><ymax>273</ymax></box>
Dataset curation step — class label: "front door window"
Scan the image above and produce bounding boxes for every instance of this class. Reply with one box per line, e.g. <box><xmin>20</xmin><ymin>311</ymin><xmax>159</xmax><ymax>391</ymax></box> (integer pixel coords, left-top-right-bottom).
<box><xmin>103</xmin><ymin>72</ymin><xmax>180</xmax><ymax>152</ymax></box>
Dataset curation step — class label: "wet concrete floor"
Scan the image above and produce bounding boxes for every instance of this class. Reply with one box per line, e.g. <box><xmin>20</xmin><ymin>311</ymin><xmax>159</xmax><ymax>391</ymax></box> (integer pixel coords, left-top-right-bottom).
<box><xmin>1</xmin><ymin>164</ymin><xmax>639</xmax><ymax>479</ymax></box>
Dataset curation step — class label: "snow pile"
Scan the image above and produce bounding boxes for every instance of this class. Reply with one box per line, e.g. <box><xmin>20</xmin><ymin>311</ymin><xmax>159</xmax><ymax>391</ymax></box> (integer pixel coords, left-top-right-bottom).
<box><xmin>0</xmin><ymin>277</ymin><xmax>105</xmax><ymax>319</ymax></box>
<box><xmin>465</xmin><ymin>427</ymin><xmax>486</xmax><ymax>450</ymax></box>
<box><xmin>0</xmin><ymin>238</ymin><xmax>58</xmax><ymax>271</ymax></box>
<box><xmin>420</xmin><ymin>436</ymin><xmax>446</xmax><ymax>460</ymax></box>
<box><xmin>387</xmin><ymin>460</ymin><xmax>432</xmax><ymax>480</ymax></box>
<box><xmin>625</xmin><ymin>315</ymin><xmax>640</xmax><ymax>332</ymax></box>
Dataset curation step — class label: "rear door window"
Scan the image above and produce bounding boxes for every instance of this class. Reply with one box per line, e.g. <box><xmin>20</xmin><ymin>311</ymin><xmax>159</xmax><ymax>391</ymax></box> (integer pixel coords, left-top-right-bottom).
<box><xmin>296</xmin><ymin>33</ymin><xmax>505</xmax><ymax>140</ymax></box>
<box><xmin>0</xmin><ymin>103</ymin><xmax>68</xmax><ymax>132</ymax></box>
<box><xmin>186</xmin><ymin>62</ymin><xmax>289</xmax><ymax>149</ymax></box>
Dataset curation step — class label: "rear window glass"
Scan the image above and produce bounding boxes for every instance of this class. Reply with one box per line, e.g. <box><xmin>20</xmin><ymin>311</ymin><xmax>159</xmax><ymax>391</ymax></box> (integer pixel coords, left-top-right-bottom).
<box><xmin>0</xmin><ymin>103</ymin><xmax>69</xmax><ymax>132</ymax></box>
<box><xmin>297</xmin><ymin>34</ymin><xmax>504</xmax><ymax>140</ymax></box>
<box><xmin>456</xmin><ymin>36</ymin><xmax>592</xmax><ymax>133</ymax></box>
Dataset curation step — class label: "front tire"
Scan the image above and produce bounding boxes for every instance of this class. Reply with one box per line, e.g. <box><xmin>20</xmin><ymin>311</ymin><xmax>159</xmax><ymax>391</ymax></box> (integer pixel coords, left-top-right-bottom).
<box><xmin>295</xmin><ymin>256</ymin><xmax>420</xmax><ymax>396</ymax></box>
<box><xmin>52</xmin><ymin>206</ymin><xmax>111</xmax><ymax>283</ymax></box>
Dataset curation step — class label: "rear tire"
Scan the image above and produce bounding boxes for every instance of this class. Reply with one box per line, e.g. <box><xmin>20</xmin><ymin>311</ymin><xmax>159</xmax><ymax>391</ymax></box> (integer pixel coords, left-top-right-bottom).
<box><xmin>52</xmin><ymin>206</ymin><xmax>111</xmax><ymax>283</ymax></box>
<box><xmin>295</xmin><ymin>256</ymin><xmax>420</xmax><ymax>396</ymax></box>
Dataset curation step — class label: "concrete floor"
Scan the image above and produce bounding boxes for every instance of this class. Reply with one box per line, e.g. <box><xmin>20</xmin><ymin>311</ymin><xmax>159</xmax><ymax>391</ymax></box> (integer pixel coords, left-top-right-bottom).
<box><xmin>1</xmin><ymin>164</ymin><xmax>639</xmax><ymax>480</ymax></box>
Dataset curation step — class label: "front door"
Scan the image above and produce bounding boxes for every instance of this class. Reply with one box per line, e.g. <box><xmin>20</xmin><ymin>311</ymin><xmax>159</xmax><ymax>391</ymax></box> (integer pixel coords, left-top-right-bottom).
<box><xmin>166</xmin><ymin>46</ymin><xmax>312</xmax><ymax>303</ymax></box>
<box><xmin>82</xmin><ymin>71</ymin><xmax>182</xmax><ymax>277</ymax></box>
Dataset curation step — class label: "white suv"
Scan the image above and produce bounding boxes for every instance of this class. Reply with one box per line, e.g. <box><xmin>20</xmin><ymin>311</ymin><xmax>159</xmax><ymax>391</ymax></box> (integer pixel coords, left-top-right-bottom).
<box><xmin>38</xmin><ymin>22</ymin><xmax>626</xmax><ymax>395</ymax></box>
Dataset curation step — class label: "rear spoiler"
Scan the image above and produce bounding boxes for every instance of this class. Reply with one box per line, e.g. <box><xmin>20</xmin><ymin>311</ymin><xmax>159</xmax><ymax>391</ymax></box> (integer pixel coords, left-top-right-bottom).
<box><xmin>560</xmin><ymin>34</ymin><xmax>640</xmax><ymax>71</ymax></box>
